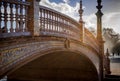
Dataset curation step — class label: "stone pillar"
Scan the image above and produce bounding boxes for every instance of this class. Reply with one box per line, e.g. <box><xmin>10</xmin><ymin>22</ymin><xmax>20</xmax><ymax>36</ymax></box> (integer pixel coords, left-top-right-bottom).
<box><xmin>27</xmin><ymin>0</ymin><xmax>40</xmax><ymax>36</ymax></box>
<box><xmin>96</xmin><ymin>0</ymin><xmax>104</xmax><ymax>81</ymax></box>
<box><xmin>78</xmin><ymin>0</ymin><xmax>84</xmax><ymax>42</ymax></box>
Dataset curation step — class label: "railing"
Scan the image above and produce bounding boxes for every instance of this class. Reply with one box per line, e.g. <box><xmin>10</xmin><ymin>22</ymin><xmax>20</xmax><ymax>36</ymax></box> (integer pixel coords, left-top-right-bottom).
<box><xmin>0</xmin><ymin>0</ymin><xmax>30</xmax><ymax>38</ymax></box>
<box><xmin>0</xmin><ymin>0</ymin><xmax>100</xmax><ymax>50</ymax></box>
<box><xmin>84</xmin><ymin>28</ymin><xmax>99</xmax><ymax>52</ymax></box>
<box><xmin>39</xmin><ymin>6</ymin><xmax>80</xmax><ymax>40</ymax></box>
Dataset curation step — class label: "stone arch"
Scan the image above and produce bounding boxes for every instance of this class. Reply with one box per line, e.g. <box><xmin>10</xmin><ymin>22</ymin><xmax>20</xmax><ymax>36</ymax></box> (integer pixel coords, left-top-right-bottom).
<box><xmin>7</xmin><ymin>51</ymin><xmax>99</xmax><ymax>81</ymax></box>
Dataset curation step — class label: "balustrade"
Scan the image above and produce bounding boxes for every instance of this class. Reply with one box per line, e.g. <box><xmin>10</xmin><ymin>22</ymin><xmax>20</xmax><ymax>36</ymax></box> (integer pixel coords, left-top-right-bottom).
<box><xmin>84</xmin><ymin>28</ymin><xmax>99</xmax><ymax>51</ymax></box>
<box><xmin>39</xmin><ymin>6</ymin><xmax>80</xmax><ymax>40</ymax></box>
<box><xmin>0</xmin><ymin>0</ymin><xmax>99</xmax><ymax>46</ymax></box>
<box><xmin>0</xmin><ymin>0</ymin><xmax>30</xmax><ymax>35</ymax></box>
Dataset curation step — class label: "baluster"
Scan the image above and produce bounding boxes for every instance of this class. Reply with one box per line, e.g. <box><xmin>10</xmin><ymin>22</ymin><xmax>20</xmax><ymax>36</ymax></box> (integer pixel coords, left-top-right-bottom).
<box><xmin>65</xmin><ymin>19</ymin><xmax>66</xmax><ymax>34</ymax></box>
<box><xmin>51</xmin><ymin>12</ymin><xmax>53</xmax><ymax>31</ymax></box>
<box><xmin>40</xmin><ymin>8</ymin><xmax>42</xmax><ymax>31</ymax></box>
<box><xmin>42</xmin><ymin>9</ymin><xmax>44</xmax><ymax>30</ymax></box>
<box><xmin>52</xmin><ymin>13</ymin><xmax>54</xmax><ymax>31</ymax></box>
<box><xmin>66</xmin><ymin>19</ymin><xmax>69</xmax><ymax>34</ymax></box>
<box><xmin>45</xmin><ymin>10</ymin><xmax>47</xmax><ymax>31</ymax></box>
<box><xmin>10</xmin><ymin>3</ymin><xmax>13</xmax><ymax>32</ymax></box>
<box><xmin>62</xmin><ymin>17</ymin><xmax>64</xmax><ymax>34</ymax></box>
<box><xmin>42</xmin><ymin>9</ymin><xmax>44</xmax><ymax>31</ymax></box>
<box><xmin>54</xmin><ymin>13</ymin><xmax>55</xmax><ymax>31</ymax></box>
<box><xmin>46</xmin><ymin>10</ymin><xmax>48</xmax><ymax>32</ymax></box>
<box><xmin>59</xmin><ymin>16</ymin><xmax>61</xmax><ymax>32</ymax></box>
<box><xmin>49</xmin><ymin>11</ymin><xmax>51</xmax><ymax>31</ymax></box>
<box><xmin>70</xmin><ymin>21</ymin><xmax>73</xmax><ymax>36</ymax></box>
<box><xmin>65</xmin><ymin>19</ymin><xmax>67</xmax><ymax>34</ymax></box>
<box><xmin>67</xmin><ymin>19</ymin><xmax>70</xmax><ymax>35</ymax></box>
<box><xmin>64</xmin><ymin>18</ymin><xmax>66</xmax><ymax>34</ymax></box>
<box><xmin>66</xmin><ymin>19</ymin><xmax>67</xmax><ymax>34</ymax></box>
<box><xmin>43</xmin><ymin>9</ymin><xmax>45</xmax><ymax>31</ymax></box>
<box><xmin>48</xmin><ymin>11</ymin><xmax>50</xmax><ymax>32</ymax></box>
<box><xmin>22</xmin><ymin>5</ymin><xmax>25</xmax><ymax>32</ymax></box>
<box><xmin>61</xmin><ymin>17</ymin><xmax>63</xmax><ymax>33</ymax></box>
<box><xmin>24</xmin><ymin>5</ymin><xmax>28</xmax><ymax>32</ymax></box>
<box><xmin>19</xmin><ymin>2</ymin><xmax>23</xmax><ymax>32</ymax></box>
<box><xmin>57</xmin><ymin>14</ymin><xmax>58</xmax><ymax>32</ymax></box>
<box><xmin>61</xmin><ymin>16</ymin><xmax>64</xmax><ymax>34</ymax></box>
<box><xmin>54</xmin><ymin>13</ymin><xmax>55</xmax><ymax>32</ymax></box>
<box><xmin>4</xmin><ymin>2</ymin><xmax>8</xmax><ymax>33</ymax></box>
<box><xmin>64</xmin><ymin>19</ymin><xmax>66</xmax><ymax>34</ymax></box>
<box><xmin>69</xmin><ymin>20</ymin><xmax>72</xmax><ymax>35</ymax></box>
<box><xmin>0</xmin><ymin>2</ymin><xmax>2</xmax><ymax>33</ymax></box>
<box><xmin>15</xmin><ymin>4</ymin><xmax>19</xmax><ymax>32</ymax></box>
<box><xmin>55</xmin><ymin>13</ymin><xmax>57</xmax><ymax>32</ymax></box>
<box><xmin>59</xmin><ymin>15</ymin><xmax>61</xmax><ymax>32</ymax></box>
<box><xmin>51</xmin><ymin>12</ymin><xmax>54</xmax><ymax>31</ymax></box>
<box><xmin>41</xmin><ymin>9</ymin><xmax>43</xmax><ymax>31</ymax></box>
<box><xmin>57</xmin><ymin>14</ymin><xmax>59</xmax><ymax>32</ymax></box>
<box><xmin>53</xmin><ymin>13</ymin><xmax>55</xmax><ymax>31</ymax></box>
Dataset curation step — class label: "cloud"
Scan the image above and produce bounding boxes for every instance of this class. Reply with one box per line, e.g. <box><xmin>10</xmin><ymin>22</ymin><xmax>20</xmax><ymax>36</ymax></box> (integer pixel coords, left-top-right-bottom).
<box><xmin>103</xmin><ymin>0</ymin><xmax>120</xmax><ymax>13</ymax></box>
<box><xmin>83</xmin><ymin>14</ymin><xmax>96</xmax><ymax>28</ymax></box>
<box><xmin>84</xmin><ymin>12</ymin><xmax>120</xmax><ymax>33</ymax></box>
<box><xmin>103</xmin><ymin>12</ymin><xmax>120</xmax><ymax>33</ymax></box>
<box><xmin>40</xmin><ymin>0</ymin><xmax>80</xmax><ymax>21</ymax></box>
<box><xmin>63</xmin><ymin>0</ymin><xmax>70</xmax><ymax>3</ymax></box>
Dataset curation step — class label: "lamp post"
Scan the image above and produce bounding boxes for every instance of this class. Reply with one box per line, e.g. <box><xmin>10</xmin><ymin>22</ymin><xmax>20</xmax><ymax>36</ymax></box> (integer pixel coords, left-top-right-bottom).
<box><xmin>96</xmin><ymin>0</ymin><xmax>104</xmax><ymax>81</ymax></box>
<box><xmin>96</xmin><ymin>0</ymin><xmax>103</xmax><ymax>40</ymax></box>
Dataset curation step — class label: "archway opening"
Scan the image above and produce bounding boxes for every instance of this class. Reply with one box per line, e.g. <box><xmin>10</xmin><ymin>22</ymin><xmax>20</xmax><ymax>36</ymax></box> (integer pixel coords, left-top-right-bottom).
<box><xmin>8</xmin><ymin>51</ymin><xmax>99</xmax><ymax>81</ymax></box>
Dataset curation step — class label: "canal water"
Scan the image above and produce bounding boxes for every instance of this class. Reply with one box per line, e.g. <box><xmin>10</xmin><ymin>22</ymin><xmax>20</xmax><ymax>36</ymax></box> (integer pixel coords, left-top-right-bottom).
<box><xmin>110</xmin><ymin>56</ymin><xmax>120</xmax><ymax>75</ymax></box>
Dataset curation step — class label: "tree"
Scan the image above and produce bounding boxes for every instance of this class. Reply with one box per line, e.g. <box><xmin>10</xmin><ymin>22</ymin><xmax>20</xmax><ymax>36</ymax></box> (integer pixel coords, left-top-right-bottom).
<box><xmin>112</xmin><ymin>43</ymin><xmax>120</xmax><ymax>56</ymax></box>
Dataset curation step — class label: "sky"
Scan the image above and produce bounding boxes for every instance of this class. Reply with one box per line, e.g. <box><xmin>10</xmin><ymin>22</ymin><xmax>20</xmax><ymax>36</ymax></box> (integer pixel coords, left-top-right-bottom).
<box><xmin>40</xmin><ymin>0</ymin><xmax>120</xmax><ymax>33</ymax></box>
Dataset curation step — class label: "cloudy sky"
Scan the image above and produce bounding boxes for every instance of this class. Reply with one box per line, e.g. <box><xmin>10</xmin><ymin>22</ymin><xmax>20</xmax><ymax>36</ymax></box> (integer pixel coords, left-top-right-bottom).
<box><xmin>40</xmin><ymin>0</ymin><xmax>120</xmax><ymax>33</ymax></box>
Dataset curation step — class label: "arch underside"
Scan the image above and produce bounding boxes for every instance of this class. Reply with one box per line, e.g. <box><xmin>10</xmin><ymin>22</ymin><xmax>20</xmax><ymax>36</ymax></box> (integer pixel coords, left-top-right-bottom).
<box><xmin>8</xmin><ymin>51</ymin><xmax>99</xmax><ymax>81</ymax></box>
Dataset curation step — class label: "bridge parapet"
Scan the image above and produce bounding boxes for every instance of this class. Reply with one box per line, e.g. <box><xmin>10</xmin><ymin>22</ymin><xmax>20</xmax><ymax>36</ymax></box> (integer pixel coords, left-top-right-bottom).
<box><xmin>39</xmin><ymin>5</ymin><xmax>80</xmax><ymax>40</ymax></box>
<box><xmin>0</xmin><ymin>0</ymin><xmax>99</xmax><ymax>47</ymax></box>
<box><xmin>0</xmin><ymin>0</ymin><xmax>80</xmax><ymax>41</ymax></box>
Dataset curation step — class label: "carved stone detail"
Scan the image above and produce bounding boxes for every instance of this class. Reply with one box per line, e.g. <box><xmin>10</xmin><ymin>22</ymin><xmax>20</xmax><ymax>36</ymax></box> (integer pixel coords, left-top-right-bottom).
<box><xmin>64</xmin><ymin>38</ymin><xmax>70</xmax><ymax>48</ymax></box>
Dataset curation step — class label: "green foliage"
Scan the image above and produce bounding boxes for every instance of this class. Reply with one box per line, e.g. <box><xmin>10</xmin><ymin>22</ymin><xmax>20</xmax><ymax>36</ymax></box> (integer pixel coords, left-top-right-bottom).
<box><xmin>112</xmin><ymin>43</ymin><xmax>120</xmax><ymax>54</ymax></box>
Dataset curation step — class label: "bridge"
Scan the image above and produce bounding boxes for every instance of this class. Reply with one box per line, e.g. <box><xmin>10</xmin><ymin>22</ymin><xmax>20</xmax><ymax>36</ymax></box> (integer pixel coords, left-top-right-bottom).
<box><xmin>0</xmin><ymin>0</ymin><xmax>106</xmax><ymax>81</ymax></box>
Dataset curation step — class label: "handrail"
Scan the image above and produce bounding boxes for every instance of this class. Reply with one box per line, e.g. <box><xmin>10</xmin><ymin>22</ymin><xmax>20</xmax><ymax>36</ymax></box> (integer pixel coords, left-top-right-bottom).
<box><xmin>1</xmin><ymin>0</ymin><xmax>30</xmax><ymax>6</ymax></box>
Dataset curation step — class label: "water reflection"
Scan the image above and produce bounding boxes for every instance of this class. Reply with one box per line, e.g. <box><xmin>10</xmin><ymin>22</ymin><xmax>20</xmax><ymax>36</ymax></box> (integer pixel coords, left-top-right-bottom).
<box><xmin>110</xmin><ymin>56</ymin><xmax>120</xmax><ymax>75</ymax></box>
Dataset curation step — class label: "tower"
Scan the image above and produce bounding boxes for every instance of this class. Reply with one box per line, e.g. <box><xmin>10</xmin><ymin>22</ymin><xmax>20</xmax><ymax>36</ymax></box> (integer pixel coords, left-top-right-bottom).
<box><xmin>78</xmin><ymin>0</ymin><xmax>84</xmax><ymax>42</ymax></box>
<box><xmin>96</xmin><ymin>0</ymin><xmax>104</xmax><ymax>80</ymax></box>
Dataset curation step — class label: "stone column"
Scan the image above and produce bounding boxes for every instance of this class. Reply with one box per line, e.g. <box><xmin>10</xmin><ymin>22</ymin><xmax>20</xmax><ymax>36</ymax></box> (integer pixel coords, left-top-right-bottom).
<box><xmin>96</xmin><ymin>0</ymin><xmax>104</xmax><ymax>81</ymax></box>
<box><xmin>78</xmin><ymin>0</ymin><xmax>84</xmax><ymax>42</ymax></box>
<box><xmin>27</xmin><ymin>0</ymin><xmax>40</xmax><ymax>36</ymax></box>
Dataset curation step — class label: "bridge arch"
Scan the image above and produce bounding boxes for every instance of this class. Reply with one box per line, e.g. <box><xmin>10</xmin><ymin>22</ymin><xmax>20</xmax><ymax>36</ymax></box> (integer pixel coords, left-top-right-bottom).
<box><xmin>7</xmin><ymin>50</ymin><xmax>99</xmax><ymax>81</ymax></box>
